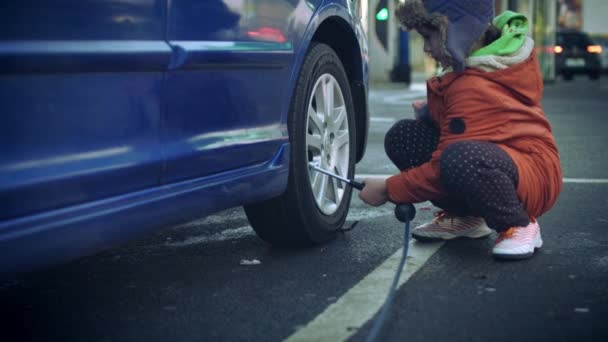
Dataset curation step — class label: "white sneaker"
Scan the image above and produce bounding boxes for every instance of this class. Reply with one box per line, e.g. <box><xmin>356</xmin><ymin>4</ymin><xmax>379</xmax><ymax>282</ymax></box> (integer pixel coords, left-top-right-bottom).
<box><xmin>492</xmin><ymin>220</ymin><xmax>543</xmax><ymax>259</ymax></box>
<box><xmin>412</xmin><ymin>210</ymin><xmax>492</xmax><ymax>242</ymax></box>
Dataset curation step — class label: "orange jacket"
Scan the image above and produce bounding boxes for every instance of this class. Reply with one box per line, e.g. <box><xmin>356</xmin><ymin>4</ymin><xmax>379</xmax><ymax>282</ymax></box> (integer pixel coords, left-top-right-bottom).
<box><xmin>386</xmin><ymin>53</ymin><xmax>562</xmax><ymax>218</ymax></box>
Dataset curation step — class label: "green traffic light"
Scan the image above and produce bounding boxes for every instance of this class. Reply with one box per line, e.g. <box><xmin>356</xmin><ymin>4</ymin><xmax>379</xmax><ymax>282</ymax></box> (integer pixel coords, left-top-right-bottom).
<box><xmin>376</xmin><ymin>7</ymin><xmax>389</xmax><ymax>21</ymax></box>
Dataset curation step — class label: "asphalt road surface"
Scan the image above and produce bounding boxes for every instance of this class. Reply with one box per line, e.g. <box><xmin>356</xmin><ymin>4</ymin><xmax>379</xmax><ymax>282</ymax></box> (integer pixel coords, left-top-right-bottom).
<box><xmin>2</xmin><ymin>76</ymin><xmax>607</xmax><ymax>342</ymax></box>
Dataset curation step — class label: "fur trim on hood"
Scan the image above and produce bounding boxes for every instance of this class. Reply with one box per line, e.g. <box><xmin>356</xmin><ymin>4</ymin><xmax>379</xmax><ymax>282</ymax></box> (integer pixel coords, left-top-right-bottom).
<box><xmin>396</xmin><ymin>0</ymin><xmax>494</xmax><ymax>72</ymax></box>
<box><xmin>396</xmin><ymin>0</ymin><xmax>452</xmax><ymax>67</ymax></box>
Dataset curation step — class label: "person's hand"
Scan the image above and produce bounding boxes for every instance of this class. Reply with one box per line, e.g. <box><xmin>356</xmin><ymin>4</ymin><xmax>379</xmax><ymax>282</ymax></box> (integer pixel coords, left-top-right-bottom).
<box><xmin>412</xmin><ymin>99</ymin><xmax>427</xmax><ymax>120</ymax></box>
<box><xmin>358</xmin><ymin>177</ymin><xmax>389</xmax><ymax>207</ymax></box>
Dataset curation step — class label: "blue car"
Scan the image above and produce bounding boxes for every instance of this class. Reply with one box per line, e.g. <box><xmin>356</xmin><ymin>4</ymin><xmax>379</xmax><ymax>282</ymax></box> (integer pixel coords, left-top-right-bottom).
<box><xmin>0</xmin><ymin>0</ymin><xmax>369</xmax><ymax>276</ymax></box>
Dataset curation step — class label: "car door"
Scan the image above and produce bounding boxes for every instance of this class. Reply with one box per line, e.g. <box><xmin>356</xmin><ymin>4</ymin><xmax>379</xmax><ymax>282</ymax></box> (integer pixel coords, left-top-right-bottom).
<box><xmin>161</xmin><ymin>0</ymin><xmax>301</xmax><ymax>183</ymax></box>
<box><xmin>0</xmin><ymin>0</ymin><xmax>170</xmax><ymax>220</ymax></box>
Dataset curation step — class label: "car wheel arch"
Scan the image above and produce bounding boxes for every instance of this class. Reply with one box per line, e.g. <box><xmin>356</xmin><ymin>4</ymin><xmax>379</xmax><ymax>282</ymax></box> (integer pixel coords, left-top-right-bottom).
<box><xmin>310</xmin><ymin>16</ymin><xmax>368</xmax><ymax>162</ymax></box>
<box><xmin>287</xmin><ymin>5</ymin><xmax>368</xmax><ymax>164</ymax></box>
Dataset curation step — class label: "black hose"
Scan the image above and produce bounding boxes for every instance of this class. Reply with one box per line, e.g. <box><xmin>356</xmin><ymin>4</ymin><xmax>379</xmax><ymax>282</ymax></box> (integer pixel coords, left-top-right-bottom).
<box><xmin>365</xmin><ymin>216</ymin><xmax>412</xmax><ymax>342</ymax></box>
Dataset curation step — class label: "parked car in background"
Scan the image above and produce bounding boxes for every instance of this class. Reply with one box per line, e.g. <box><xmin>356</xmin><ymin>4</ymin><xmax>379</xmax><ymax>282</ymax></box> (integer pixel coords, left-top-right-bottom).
<box><xmin>589</xmin><ymin>35</ymin><xmax>608</xmax><ymax>73</ymax></box>
<box><xmin>555</xmin><ymin>29</ymin><xmax>602</xmax><ymax>81</ymax></box>
<box><xmin>0</xmin><ymin>0</ymin><xmax>369</xmax><ymax>276</ymax></box>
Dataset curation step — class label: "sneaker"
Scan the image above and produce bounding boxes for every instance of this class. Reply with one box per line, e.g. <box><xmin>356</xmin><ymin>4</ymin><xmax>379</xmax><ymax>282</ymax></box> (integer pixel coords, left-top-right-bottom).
<box><xmin>492</xmin><ymin>220</ymin><xmax>543</xmax><ymax>259</ymax></box>
<box><xmin>412</xmin><ymin>210</ymin><xmax>492</xmax><ymax>242</ymax></box>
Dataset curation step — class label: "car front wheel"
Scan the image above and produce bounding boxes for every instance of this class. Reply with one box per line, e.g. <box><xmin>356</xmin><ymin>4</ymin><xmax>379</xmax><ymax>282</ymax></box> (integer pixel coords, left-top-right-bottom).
<box><xmin>244</xmin><ymin>43</ymin><xmax>357</xmax><ymax>246</ymax></box>
<box><xmin>589</xmin><ymin>71</ymin><xmax>600</xmax><ymax>80</ymax></box>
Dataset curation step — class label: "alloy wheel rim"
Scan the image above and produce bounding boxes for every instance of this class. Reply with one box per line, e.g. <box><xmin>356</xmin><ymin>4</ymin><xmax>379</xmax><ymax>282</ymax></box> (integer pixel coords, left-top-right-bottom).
<box><xmin>306</xmin><ymin>73</ymin><xmax>350</xmax><ymax>215</ymax></box>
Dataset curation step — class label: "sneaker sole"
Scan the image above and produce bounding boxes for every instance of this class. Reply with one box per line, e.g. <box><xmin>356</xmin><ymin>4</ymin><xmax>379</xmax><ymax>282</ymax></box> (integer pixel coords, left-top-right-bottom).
<box><xmin>412</xmin><ymin>232</ymin><xmax>492</xmax><ymax>242</ymax></box>
<box><xmin>411</xmin><ymin>234</ymin><xmax>447</xmax><ymax>242</ymax></box>
<box><xmin>412</xmin><ymin>228</ymin><xmax>492</xmax><ymax>243</ymax></box>
<box><xmin>493</xmin><ymin>237</ymin><xmax>543</xmax><ymax>260</ymax></box>
<box><xmin>492</xmin><ymin>250</ymin><xmax>536</xmax><ymax>260</ymax></box>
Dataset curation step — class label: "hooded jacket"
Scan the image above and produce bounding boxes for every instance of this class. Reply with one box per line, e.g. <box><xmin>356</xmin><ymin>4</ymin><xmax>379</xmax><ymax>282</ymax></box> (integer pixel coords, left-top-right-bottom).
<box><xmin>385</xmin><ymin>38</ymin><xmax>562</xmax><ymax>219</ymax></box>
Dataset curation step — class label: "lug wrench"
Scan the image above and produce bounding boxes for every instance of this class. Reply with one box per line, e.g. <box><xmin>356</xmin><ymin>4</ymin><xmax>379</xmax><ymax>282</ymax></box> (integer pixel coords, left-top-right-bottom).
<box><xmin>308</xmin><ymin>161</ymin><xmax>416</xmax><ymax>342</ymax></box>
<box><xmin>307</xmin><ymin>162</ymin><xmax>414</xmax><ymax>222</ymax></box>
<box><xmin>308</xmin><ymin>162</ymin><xmax>365</xmax><ymax>190</ymax></box>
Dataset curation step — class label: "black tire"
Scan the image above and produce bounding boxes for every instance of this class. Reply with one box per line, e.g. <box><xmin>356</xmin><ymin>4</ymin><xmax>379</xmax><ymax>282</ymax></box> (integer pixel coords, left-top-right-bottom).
<box><xmin>244</xmin><ymin>43</ymin><xmax>357</xmax><ymax>246</ymax></box>
<box><xmin>589</xmin><ymin>71</ymin><xmax>600</xmax><ymax>80</ymax></box>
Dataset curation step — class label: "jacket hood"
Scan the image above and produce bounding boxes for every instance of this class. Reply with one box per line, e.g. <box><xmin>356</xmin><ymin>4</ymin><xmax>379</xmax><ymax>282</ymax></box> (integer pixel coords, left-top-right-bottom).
<box><xmin>472</xmin><ymin>11</ymin><xmax>529</xmax><ymax>57</ymax></box>
<box><xmin>469</xmin><ymin>37</ymin><xmax>542</xmax><ymax>105</ymax></box>
<box><xmin>430</xmin><ymin>46</ymin><xmax>543</xmax><ymax>106</ymax></box>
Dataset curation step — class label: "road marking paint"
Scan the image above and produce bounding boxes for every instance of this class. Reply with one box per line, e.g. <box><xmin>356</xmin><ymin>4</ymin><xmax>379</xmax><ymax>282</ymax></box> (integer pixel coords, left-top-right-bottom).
<box><xmin>563</xmin><ymin>178</ymin><xmax>608</xmax><ymax>184</ymax></box>
<box><xmin>381</xmin><ymin>93</ymin><xmax>427</xmax><ymax>104</ymax></box>
<box><xmin>408</xmin><ymin>82</ymin><xmax>427</xmax><ymax>91</ymax></box>
<box><xmin>347</xmin><ymin>206</ymin><xmax>394</xmax><ymax>221</ymax></box>
<box><xmin>370</xmin><ymin>117</ymin><xmax>396</xmax><ymax>123</ymax></box>
<box><xmin>369</xmin><ymin>88</ymin><xmax>427</xmax><ymax>105</ymax></box>
<box><xmin>368</xmin><ymin>82</ymin><xmax>426</xmax><ymax>96</ymax></box>
<box><xmin>285</xmin><ymin>240</ymin><xmax>444</xmax><ymax>342</ymax></box>
<box><xmin>356</xmin><ymin>174</ymin><xmax>608</xmax><ymax>184</ymax></box>
<box><xmin>355</xmin><ymin>174</ymin><xmax>391</xmax><ymax>179</ymax></box>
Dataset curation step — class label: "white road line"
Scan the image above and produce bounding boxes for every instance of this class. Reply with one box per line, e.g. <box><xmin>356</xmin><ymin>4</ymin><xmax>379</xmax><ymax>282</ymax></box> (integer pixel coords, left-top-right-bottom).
<box><xmin>563</xmin><ymin>178</ymin><xmax>608</xmax><ymax>184</ymax></box>
<box><xmin>370</xmin><ymin>117</ymin><xmax>396</xmax><ymax>123</ymax></box>
<box><xmin>408</xmin><ymin>82</ymin><xmax>427</xmax><ymax>91</ymax></box>
<box><xmin>346</xmin><ymin>207</ymin><xmax>394</xmax><ymax>221</ymax></box>
<box><xmin>356</xmin><ymin>174</ymin><xmax>608</xmax><ymax>184</ymax></box>
<box><xmin>355</xmin><ymin>174</ymin><xmax>391</xmax><ymax>179</ymax></box>
<box><xmin>381</xmin><ymin>93</ymin><xmax>427</xmax><ymax>105</ymax></box>
<box><xmin>285</xmin><ymin>240</ymin><xmax>444</xmax><ymax>342</ymax></box>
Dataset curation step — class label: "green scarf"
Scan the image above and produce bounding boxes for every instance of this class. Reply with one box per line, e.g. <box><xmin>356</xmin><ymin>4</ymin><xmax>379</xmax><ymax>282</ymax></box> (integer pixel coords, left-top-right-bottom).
<box><xmin>471</xmin><ymin>11</ymin><xmax>529</xmax><ymax>57</ymax></box>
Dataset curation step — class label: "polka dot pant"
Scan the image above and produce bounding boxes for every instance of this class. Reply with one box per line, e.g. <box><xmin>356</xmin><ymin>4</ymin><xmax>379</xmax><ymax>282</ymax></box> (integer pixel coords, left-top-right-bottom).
<box><xmin>384</xmin><ymin>119</ymin><xmax>439</xmax><ymax>170</ymax></box>
<box><xmin>384</xmin><ymin>120</ymin><xmax>529</xmax><ymax>232</ymax></box>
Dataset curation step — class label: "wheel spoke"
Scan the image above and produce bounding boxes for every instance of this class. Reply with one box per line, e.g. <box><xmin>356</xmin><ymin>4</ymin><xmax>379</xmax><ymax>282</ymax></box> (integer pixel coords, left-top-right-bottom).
<box><xmin>329</xmin><ymin>106</ymin><xmax>347</xmax><ymax>131</ymax></box>
<box><xmin>316</xmin><ymin>174</ymin><xmax>328</xmax><ymax>204</ymax></box>
<box><xmin>314</xmin><ymin>84</ymin><xmax>325</xmax><ymax>117</ymax></box>
<box><xmin>333</xmin><ymin>130</ymin><xmax>349</xmax><ymax>151</ymax></box>
<box><xmin>323</xmin><ymin>78</ymin><xmax>334</xmax><ymax>121</ymax></box>
<box><xmin>307</xmin><ymin>132</ymin><xmax>322</xmax><ymax>151</ymax></box>
<box><xmin>330</xmin><ymin>176</ymin><xmax>340</xmax><ymax>202</ymax></box>
<box><xmin>333</xmin><ymin>165</ymin><xmax>346</xmax><ymax>179</ymax></box>
<box><xmin>308</xmin><ymin>107</ymin><xmax>323</xmax><ymax>132</ymax></box>
<box><xmin>312</xmin><ymin>171</ymin><xmax>322</xmax><ymax>194</ymax></box>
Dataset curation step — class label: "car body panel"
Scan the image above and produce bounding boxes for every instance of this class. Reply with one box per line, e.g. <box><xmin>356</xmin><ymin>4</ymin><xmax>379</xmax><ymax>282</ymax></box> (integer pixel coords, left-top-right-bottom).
<box><xmin>0</xmin><ymin>145</ymin><xmax>289</xmax><ymax>275</ymax></box>
<box><xmin>0</xmin><ymin>0</ymin><xmax>166</xmax><ymax>40</ymax></box>
<box><xmin>162</xmin><ymin>0</ymin><xmax>301</xmax><ymax>182</ymax></box>
<box><xmin>0</xmin><ymin>0</ymin><xmax>368</xmax><ymax>276</ymax></box>
<box><xmin>0</xmin><ymin>1</ymin><xmax>169</xmax><ymax>221</ymax></box>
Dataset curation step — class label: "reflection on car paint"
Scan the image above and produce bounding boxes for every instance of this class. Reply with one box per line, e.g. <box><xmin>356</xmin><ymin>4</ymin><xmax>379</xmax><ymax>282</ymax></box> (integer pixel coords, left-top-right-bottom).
<box><xmin>0</xmin><ymin>0</ymin><xmax>368</xmax><ymax>275</ymax></box>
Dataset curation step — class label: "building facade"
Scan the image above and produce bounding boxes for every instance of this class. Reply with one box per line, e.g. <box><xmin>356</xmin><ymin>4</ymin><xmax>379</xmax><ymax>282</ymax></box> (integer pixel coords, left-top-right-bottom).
<box><xmin>364</xmin><ymin>0</ymin><xmax>567</xmax><ymax>82</ymax></box>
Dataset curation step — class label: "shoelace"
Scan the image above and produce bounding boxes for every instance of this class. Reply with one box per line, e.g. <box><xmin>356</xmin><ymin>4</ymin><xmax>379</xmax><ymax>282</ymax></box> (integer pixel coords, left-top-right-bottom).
<box><xmin>495</xmin><ymin>218</ymin><xmax>537</xmax><ymax>243</ymax></box>
<box><xmin>495</xmin><ymin>227</ymin><xmax>517</xmax><ymax>243</ymax></box>
<box><xmin>432</xmin><ymin>210</ymin><xmax>451</xmax><ymax>222</ymax></box>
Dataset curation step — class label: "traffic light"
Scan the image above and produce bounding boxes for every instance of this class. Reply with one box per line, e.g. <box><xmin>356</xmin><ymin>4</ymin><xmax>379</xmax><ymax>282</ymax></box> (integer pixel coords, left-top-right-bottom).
<box><xmin>375</xmin><ymin>0</ymin><xmax>388</xmax><ymax>50</ymax></box>
<box><xmin>376</xmin><ymin>7</ymin><xmax>389</xmax><ymax>21</ymax></box>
